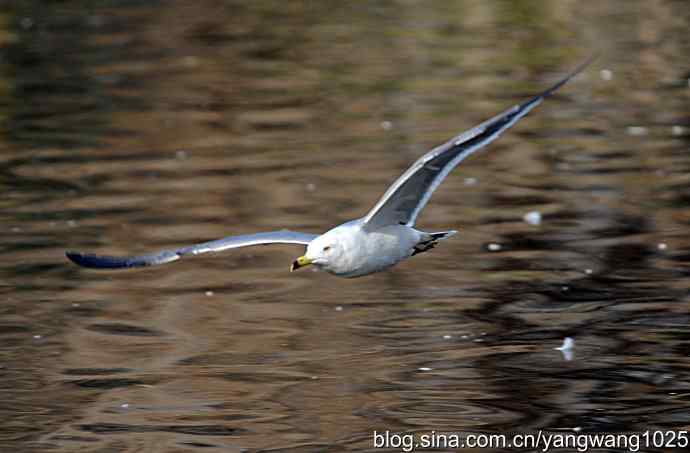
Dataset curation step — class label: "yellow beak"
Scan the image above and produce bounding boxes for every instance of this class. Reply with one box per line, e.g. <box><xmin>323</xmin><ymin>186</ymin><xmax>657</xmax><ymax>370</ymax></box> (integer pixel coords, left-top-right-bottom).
<box><xmin>290</xmin><ymin>255</ymin><xmax>313</xmax><ymax>272</ymax></box>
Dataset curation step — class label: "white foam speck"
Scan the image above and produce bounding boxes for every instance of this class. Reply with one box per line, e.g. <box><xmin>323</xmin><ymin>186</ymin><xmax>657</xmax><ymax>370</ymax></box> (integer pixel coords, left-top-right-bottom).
<box><xmin>380</xmin><ymin>120</ymin><xmax>393</xmax><ymax>131</ymax></box>
<box><xmin>204</xmin><ymin>290</ymin><xmax>214</xmax><ymax>297</ymax></box>
<box><xmin>584</xmin><ymin>269</ymin><xmax>593</xmax><ymax>275</ymax></box>
<box><xmin>626</xmin><ymin>126</ymin><xmax>648</xmax><ymax>136</ymax></box>
<box><xmin>671</xmin><ymin>125</ymin><xmax>686</xmax><ymax>136</ymax></box>
<box><xmin>120</xmin><ymin>403</ymin><xmax>129</xmax><ymax>409</ymax></box>
<box><xmin>33</xmin><ymin>334</ymin><xmax>42</xmax><ymax>340</ymax></box>
<box><xmin>335</xmin><ymin>306</ymin><xmax>343</xmax><ymax>312</ymax></box>
<box><xmin>487</xmin><ymin>243</ymin><xmax>502</xmax><ymax>251</ymax></box>
<box><xmin>418</xmin><ymin>367</ymin><xmax>432</xmax><ymax>372</ymax></box>
<box><xmin>657</xmin><ymin>242</ymin><xmax>668</xmax><ymax>250</ymax></box>
<box><xmin>464</xmin><ymin>177</ymin><xmax>477</xmax><ymax>186</ymax></box>
<box><xmin>556</xmin><ymin>337</ymin><xmax>575</xmax><ymax>351</ymax></box>
<box><xmin>600</xmin><ymin>69</ymin><xmax>613</xmax><ymax>81</ymax></box>
<box><xmin>442</xmin><ymin>335</ymin><xmax>452</xmax><ymax>340</ymax></box>
<box><xmin>523</xmin><ymin>211</ymin><xmax>542</xmax><ymax>226</ymax></box>
<box><xmin>556</xmin><ymin>337</ymin><xmax>575</xmax><ymax>361</ymax></box>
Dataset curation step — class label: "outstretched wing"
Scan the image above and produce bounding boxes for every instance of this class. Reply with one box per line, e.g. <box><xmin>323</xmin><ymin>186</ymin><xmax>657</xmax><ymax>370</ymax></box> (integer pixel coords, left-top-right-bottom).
<box><xmin>66</xmin><ymin>230</ymin><xmax>317</xmax><ymax>269</ymax></box>
<box><xmin>362</xmin><ymin>57</ymin><xmax>594</xmax><ymax>230</ymax></box>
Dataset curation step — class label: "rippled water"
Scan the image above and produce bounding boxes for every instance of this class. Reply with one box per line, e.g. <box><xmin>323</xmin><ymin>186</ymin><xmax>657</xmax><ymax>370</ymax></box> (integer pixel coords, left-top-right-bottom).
<box><xmin>1</xmin><ymin>1</ymin><xmax>689</xmax><ymax>452</ymax></box>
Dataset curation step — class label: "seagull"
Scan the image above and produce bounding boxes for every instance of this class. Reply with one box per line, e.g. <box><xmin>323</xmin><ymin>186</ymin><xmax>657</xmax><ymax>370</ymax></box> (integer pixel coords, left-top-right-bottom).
<box><xmin>66</xmin><ymin>58</ymin><xmax>593</xmax><ymax>278</ymax></box>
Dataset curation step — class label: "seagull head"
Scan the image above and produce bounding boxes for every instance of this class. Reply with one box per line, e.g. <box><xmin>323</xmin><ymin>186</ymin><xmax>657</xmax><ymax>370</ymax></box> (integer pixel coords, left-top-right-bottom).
<box><xmin>290</xmin><ymin>231</ymin><xmax>343</xmax><ymax>273</ymax></box>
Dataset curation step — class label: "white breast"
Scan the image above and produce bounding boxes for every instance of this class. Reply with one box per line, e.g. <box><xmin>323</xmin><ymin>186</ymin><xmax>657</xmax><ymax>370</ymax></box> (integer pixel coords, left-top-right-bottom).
<box><xmin>328</xmin><ymin>222</ymin><xmax>421</xmax><ymax>278</ymax></box>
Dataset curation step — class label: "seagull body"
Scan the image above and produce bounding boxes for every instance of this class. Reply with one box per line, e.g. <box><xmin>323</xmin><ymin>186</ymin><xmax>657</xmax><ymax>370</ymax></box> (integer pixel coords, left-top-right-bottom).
<box><xmin>67</xmin><ymin>58</ymin><xmax>593</xmax><ymax>278</ymax></box>
<box><xmin>299</xmin><ymin>220</ymin><xmax>454</xmax><ymax>278</ymax></box>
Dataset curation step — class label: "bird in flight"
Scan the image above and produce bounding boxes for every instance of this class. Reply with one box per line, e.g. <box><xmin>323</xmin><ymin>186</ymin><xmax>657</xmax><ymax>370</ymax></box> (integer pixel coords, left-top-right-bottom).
<box><xmin>67</xmin><ymin>58</ymin><xmax>593</xmax><ymax>278</ymax></box>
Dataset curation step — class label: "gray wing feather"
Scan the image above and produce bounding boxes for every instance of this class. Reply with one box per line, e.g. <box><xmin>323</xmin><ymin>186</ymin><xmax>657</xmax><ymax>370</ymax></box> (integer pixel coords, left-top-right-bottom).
<box><xmin>362</xmin><ymin>57</ymin><xmax>594</xmax><ymax>230</ymax></box>
<box><xmin>66</xmin><ymin>230</ymin><xmax>317</xmax><ymax>269</ymax></box>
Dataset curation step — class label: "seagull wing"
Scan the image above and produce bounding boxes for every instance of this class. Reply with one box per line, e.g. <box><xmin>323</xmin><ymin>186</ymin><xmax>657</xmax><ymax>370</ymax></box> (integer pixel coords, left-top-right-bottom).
<box><xmin>362</xmin><ymin>57</ymin><xmax>594</xmax><ymax>230</ymax></box>
<box><xmin>66</xmin><ymin>230</ymin><xmax>317</xmax><ymax>269</ymax></box>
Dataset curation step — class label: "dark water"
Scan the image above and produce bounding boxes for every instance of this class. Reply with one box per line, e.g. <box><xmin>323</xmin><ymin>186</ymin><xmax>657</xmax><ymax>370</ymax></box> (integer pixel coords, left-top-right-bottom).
<box><xmin>1</xmin><ymin>1</ymin><xmax>689</xmax><ymax>452</ymax></box>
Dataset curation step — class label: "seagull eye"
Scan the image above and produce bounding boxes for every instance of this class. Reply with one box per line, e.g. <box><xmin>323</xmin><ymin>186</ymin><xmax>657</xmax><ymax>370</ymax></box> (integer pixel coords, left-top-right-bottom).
<box><xmin>323</xmin><ymin>246</ymin><xmax>332</xmax><ymax>252</ymax></box>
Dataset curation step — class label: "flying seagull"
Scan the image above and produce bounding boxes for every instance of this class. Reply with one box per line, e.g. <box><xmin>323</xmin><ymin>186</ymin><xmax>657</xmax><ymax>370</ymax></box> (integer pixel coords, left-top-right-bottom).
<box><xmin>67</xmin><ymin>58</ymin><xmax>593</xmax><ymax>278</ymax></box>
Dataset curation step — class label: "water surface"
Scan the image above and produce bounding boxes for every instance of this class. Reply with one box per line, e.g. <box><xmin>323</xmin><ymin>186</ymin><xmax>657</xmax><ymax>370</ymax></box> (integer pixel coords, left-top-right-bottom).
<box><xmin>1</xmin><ymin>1</ymin><xmax>689</xmax><ymax>452</ymax></box>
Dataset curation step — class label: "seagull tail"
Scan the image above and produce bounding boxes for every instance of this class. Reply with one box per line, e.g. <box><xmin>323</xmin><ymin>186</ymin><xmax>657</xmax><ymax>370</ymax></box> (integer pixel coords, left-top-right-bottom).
<box><xmin>412</xmin><ymin>230</ymin><xmax>457</xmax><ymax>256</ymax></box>
<box><xmin>429</xmin><ymin>230</ymin><xmax>457</xmax><ymax>241</ymax></box>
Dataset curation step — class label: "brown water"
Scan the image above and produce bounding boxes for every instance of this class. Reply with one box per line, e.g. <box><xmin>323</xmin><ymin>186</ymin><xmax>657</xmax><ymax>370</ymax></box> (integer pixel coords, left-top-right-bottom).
<box><xmin>1</xmin><ymin>1</ymin><xmax>689</xmax><ymax>452</ymax></box>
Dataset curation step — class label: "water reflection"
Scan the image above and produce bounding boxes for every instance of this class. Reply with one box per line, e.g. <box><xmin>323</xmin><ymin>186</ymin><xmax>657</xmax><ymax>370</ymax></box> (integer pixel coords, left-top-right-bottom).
<box><xmin>1</xmin><ymin>0</ymin><xmax>689</xmax><ymax>452</ymax></box>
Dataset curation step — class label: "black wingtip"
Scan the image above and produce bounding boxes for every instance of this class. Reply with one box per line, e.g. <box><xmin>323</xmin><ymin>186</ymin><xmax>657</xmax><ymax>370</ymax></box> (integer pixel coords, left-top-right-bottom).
<box><xmin>66</xmin><ymin>249</ymin><xmax>181</xmax><ymax>269</ymax></box>
<box><xmin>66</xmin><ymin>251</ymin><xmax>135</xmax><ymax>269</ymax></box>
<box><xmin>66</xmin><ymin>250</ymin><xmax>89</xmax><ymax>267</ymax></box>
<box><xmin>540</xmin><ymin>53</ymin><xmax>599</xmax><ymax>99</ymax></box>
